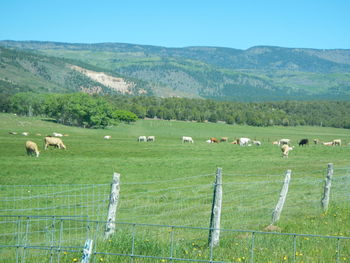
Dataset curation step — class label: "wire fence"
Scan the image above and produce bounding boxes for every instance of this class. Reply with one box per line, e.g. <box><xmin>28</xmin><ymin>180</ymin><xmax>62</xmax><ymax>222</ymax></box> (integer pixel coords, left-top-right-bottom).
<box><xmin>0</xmin><ymin>165</ymin><xmax>349</xmax><ymax>262</ymax></box>
<box><xmin>0</xmin><ymin>184</ymin><xmax>110</xmax><ymax>221</ymax></box>
<box><xmin>0</xmin><ymin>216</ymin><xmax>349</xmax><ymax>263</ymax></box>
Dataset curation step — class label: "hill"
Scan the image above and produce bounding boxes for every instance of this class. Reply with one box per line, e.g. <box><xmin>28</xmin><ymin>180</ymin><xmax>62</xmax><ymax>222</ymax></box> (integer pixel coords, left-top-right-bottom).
<box><xmin>1</xmin><ymin>40</ymin><xmax>350</xmax><ymax>101</ymax></box>
<box><xmin>0</xmin><ymin>46</ymin><xmax>152</xmax><ymax>96</ymax></box>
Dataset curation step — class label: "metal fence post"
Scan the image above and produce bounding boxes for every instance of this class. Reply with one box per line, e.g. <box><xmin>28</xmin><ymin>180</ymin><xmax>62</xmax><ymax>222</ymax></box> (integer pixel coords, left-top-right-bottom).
<box><xmin>208</xmin><ymin>167</ymin><xmax>223</xmax><ymax>248</ymax></box>
<box><xmin>104</xmin><ymin>173</ymin><xmax>121</xmax><ymax>239</ymax></box>
<box><xmin>321</xmin><ymin>163</ymin><xmax>333</xmax><ymax>212</ymax></box>
<box><xmin>272</xmin><ymin>169</ymin><xmax>292</xmax><ymax>224</ymax></box>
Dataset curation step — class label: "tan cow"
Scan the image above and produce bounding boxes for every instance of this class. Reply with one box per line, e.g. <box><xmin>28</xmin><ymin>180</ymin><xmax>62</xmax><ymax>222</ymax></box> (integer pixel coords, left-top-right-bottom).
<box><xmin>44</xmin><ymin>137</ymin><xmax>66</xmax><ymax>150</ymax></box>
<box><xmin>323</xmin><ymin>142</ymin><xmax>333</xmax><ymax>146</ymax></box>
<box><xmin>25</xmin><ymin>141</ymin><xmax>40</xmax><ymax>157</ymax></box>
<box><xmin>281</xmin><ymin>144</ymin><xmax>293</xmax><ymax>158</ymax></box>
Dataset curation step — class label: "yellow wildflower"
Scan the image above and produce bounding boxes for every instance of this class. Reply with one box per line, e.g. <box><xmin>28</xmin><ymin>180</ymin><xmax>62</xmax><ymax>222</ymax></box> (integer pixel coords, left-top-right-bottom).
<box><xmin>283</xmin><ymin>255</ymin><xmax>288</xmax><ymax>260</ymax></box>
<box><xmin>73</xmin><ymin>258</ymin><xmax>78</xmax><ymax>262</ymax></box>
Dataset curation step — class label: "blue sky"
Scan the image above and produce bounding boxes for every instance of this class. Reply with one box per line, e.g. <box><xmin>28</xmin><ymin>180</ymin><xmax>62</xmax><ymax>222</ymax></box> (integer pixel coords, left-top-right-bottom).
<box><xmin>1</xmin><ymin>0</ymin><xmax>349</xmax><ymax>50</ymax></box>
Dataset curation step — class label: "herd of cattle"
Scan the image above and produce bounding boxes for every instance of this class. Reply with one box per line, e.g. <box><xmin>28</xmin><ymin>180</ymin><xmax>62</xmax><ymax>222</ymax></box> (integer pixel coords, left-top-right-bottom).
<box><xmin>10</xmin><ymin>131</ymin><xmax>345</xmax><ymax>159</ymax></box>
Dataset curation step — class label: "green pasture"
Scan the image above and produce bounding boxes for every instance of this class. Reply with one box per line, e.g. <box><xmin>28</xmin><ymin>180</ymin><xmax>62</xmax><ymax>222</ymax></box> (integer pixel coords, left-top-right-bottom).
<box><xmin>1</xmin><ymin>113</ymin><xmax>349</xmax><ymax>185</ymax></box>
<box><xmin>0</xmin><ymin>113</ymin><xmax>350</xmax><ymax>262</ymax></box>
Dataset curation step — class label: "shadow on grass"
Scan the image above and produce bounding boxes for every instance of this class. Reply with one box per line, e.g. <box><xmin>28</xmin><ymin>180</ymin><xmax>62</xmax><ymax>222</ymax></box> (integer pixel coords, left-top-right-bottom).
<box><xmin>41</xmin><ymin>118</ymin><xmax>57</xmax><ymax>123</ymax></box>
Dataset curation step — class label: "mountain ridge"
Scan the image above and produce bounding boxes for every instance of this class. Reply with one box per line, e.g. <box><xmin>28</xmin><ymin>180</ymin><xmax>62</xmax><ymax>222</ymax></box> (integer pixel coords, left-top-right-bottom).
<box><xmin>1</xmin><ymin>40</ymin><xmax>350</xmax><ymax>101</ymax></box>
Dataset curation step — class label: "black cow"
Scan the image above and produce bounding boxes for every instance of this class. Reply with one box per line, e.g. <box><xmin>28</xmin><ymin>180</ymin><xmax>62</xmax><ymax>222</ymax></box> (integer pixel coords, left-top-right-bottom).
<box><xmin>299</xmin><ymin>138</ymin><xmax>309</xmax><ymax>146</ymax></box>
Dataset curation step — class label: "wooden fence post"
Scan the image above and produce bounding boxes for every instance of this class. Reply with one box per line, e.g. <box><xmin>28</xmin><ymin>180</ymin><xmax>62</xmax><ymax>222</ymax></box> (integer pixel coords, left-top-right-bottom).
<box><xmin>271</xmin><ymin>169</ymin><xmax>292</xmax><ymax>224</ymax></box>
<box><xmin>321</xmin><ymin>163</ymin><xmax>333</xmax><ymax>212</ymax></box>
<box><xmin>208</xmin><ymin>167</ymin><xmax>223</xmax><ymax>247</ymax></box>
<box><xmin>104</xmin><ymin>173</ymin><xmax>120</xmax><ymax>239</ymax></box>
<box><xmin>81</xmin><ymin>239</ymin><xmax>93</xmax><ymax>263</ymax></box>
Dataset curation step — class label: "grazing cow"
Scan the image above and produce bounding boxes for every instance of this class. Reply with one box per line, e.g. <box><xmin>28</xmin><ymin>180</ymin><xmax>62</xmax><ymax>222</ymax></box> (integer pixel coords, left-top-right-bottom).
<box><xmin>205</xmin><ymin>140</ymin><xmax>212</xmax><ymax>143</ymax></box>
<box><xmin>44</xmin><ymin>137</ymin><xmax>66</xmax><ymax>150</ymax></box>
<box><xmin>210</xmin><ymin>137</ymin><xmax>219</xmax><ymax>143</ymax></box>
<box><xmin>22</xmin><ymin>132</ymin><xmax>29</xmax><ymax>136</ymax></box>
<box><xmin>281</xmin><ymin>144</ymin><xmax>294</xmax><ymax>158</ymax></box>
<box><xmin>182</xmin><ymin>136</ymin><xmax>194</xmax><ymax>143</ymax></box>
<box><xmin>313</xmin><ymin>139</ymin><xmax>319</xmax><ymax>145</ymax></box>
<box><xmin>272</xmin><ymin>141</ymin><xmax>279</xmax><ymax>145</ymax></box>
<box><xmin>25</xmin><ymin>141</ymin><xmax>40</xmax><ymax>157</ymax></box>
<box><xmin>138</xmin><ymin>136</ymin><xmax>147</xmax><ymax>142</ymax></box>
<box><xmin>252</xmin><ymin>140</ymin><xmax>261</xmax><ymax>146</ymax></box>
<box><xmin>231</xmin><ymin>139</ymin><xmax>238</xmax><ymax>144</ymax></box>
<box><xmin>53</xmin><ymin>132</ymin><xmax>63</xmax><ymax>137</ymax></box>
<box><xmin>147</xmin><ymin>136</ymin><xmax>155</xmax><ymax>142</ymax></box>
<box><xmin>220</xmin><ymin>137</ymin><xmax>228</xmax><ymax>142</ymax></box>
<box><xmin>323</xmin><ymin>142</ymin><xmax>333</xmax><ymax>146</ymax></box>
<box><xmin>298</xmin><ymin>139</ymin><xmax>309</xmax><ymax>147</ymax></box>
<box><xmin>9</xmin><ymin>131</ymin><xmax>17</xmax><ymax>135</ymax></box>
<box><xmin>239</xmin><ymin>137</ymin><xmax>251</xmax><ymax>146</ymax></box>
<box><xmin>279</xmin><ymin>139</ymin><xmax>290</xmax><ymax>145</ymax></box>
<box><xmin>332</xmin><ymin>139</ymin><xmax>341</xmax><ymax>146</ymax></box>
<box><xmin>104</xmin><ymin>135</ymin><xmax>111</xmax><ymax>140</ymax></box>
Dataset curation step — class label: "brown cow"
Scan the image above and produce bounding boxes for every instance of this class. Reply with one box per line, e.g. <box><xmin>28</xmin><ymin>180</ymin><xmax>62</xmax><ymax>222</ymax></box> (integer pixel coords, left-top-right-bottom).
<box><xmin>220</xmin><ymin>137</ymin><xmax>228</xmax><ymax>142</ymax></box>
<box><xmin>210</xmin><ymin>137</ymin><xmax>219</xmax><ymax>143</ymax></box>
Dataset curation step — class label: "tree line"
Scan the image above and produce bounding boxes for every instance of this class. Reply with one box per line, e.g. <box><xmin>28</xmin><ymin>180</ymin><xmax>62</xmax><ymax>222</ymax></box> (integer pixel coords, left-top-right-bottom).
<box><xmin>2</xmin><ymin>92</ymin><xmax>350</xmax><ymax>129</ymax></box>
<box><xmin>2</xmin><ymin>92</ymin><xmax>137</xmax><ymax>128</ymax></box>
<box><xmin>104</xmin><ymin>95</ymin><xmax>350</xmax><ymax>129</ymax></box>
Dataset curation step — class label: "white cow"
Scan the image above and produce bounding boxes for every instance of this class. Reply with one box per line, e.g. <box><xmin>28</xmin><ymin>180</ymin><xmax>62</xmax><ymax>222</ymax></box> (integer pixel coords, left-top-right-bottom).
<box><xmin>53</xmin><ymin>132</ymin><xmax>63</xmax><ymax>137</ymax></box>
<box><xmin>22</xmin><ymin>132</ymin><xmax>29</xmax><ymax>136</ymax></box>
<box><xmin>332</xmin><ymin>139</ymin><xmax>341</xmax><ymax>146</ymax></box>
<box><xmin>239</xmin><ymin>137</ymin><xmax>251</xmax><ymax>146</ymax></box>
<box><xmin>104</xmin><ymin>135</ymin><xmax>111</xmax><ymax>140</ymax></box>
<box><xmin>182</xmin><ymin>136</ymin><xmax>194</xmax><ymax>143</ymax></box>
<box><xmin>252</xmin><ymin>140</ymin><xmax>261</xmax><ymax>146</ymax></box>
<box><xmin>138</xmin><ymin>136</ymin><xmax>147</xmax><ymax>142</ymax></box>
<box><xmin>147</xmin><ymin>136</ymin><xmax>155</xmax><ymax>142</ymax></box>
<box><xmin>279</xmin><ymin>139</ymin><xmax>291</xmax><ymax>145</ymax></box>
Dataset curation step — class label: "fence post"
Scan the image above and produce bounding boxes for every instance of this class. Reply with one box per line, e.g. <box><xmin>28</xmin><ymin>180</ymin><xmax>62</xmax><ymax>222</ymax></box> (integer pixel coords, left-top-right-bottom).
<box><xmin>271</xmin><ymin>169</ymin><xmax>292</xmax><ymax>224</ymax></box>
<box><xmin>208</xmin><ymin>167</ymin><xmax>223</xmax><ymax>248</ymax></box>
<box><xmin>104</xmin><ymin>172</ymin><xmax>120</xmax><ymax>239</ymax></box>
<box><xmin>321</xmin><ymin>163</ymin><xmax>333</xmax><ymax>212</ymax></box>
<box><xmin>81</xmin><ymin>239</ymin><xmax>93</xmax><ymax>263</ymax></box>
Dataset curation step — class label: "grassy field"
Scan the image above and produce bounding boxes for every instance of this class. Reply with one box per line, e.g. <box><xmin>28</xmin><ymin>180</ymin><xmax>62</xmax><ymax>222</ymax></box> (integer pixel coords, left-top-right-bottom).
<box><xmin>0</xmin><ymin>113</ymin><xmax>350</xmax><ymax>262</ymax></box>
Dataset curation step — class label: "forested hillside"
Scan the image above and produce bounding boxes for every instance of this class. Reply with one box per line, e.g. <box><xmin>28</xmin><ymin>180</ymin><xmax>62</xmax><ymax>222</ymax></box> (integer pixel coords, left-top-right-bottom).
<box><xmin>0</xmin><ymin>47</ymin><xmax>152</xmax><ymax>98</ymax></box>
<box><xmin>1</xmin><ymin>40</ymin><xmax>350</xmax><ymax>101</ymax></box>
